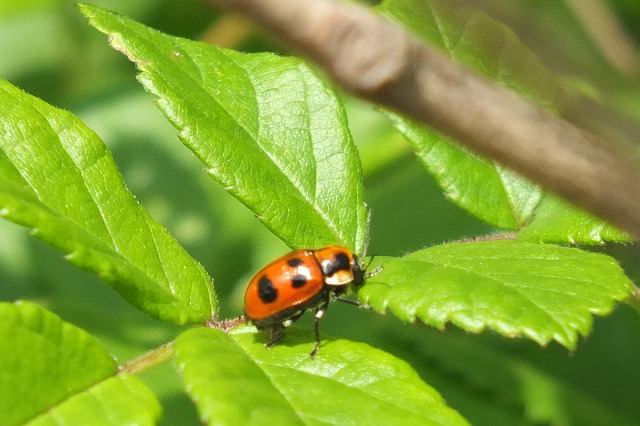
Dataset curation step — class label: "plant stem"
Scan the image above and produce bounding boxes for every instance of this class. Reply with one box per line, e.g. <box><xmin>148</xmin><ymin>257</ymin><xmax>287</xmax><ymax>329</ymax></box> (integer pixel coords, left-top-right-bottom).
<box><xmin>120</xmin><ymin>342</ymin><xmax>175</xmax><ymax>375</ymax></box>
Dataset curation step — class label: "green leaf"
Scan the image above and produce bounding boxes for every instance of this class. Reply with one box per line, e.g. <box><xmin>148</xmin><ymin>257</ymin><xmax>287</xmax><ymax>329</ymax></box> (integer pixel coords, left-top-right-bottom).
<box><xmin>0</xmin><ymin>78</ymin><xmax>216</xmax><ymax>323</ymax></box>
<box><xmin>27</xmin><ymin>374</ymin><xmax>161</xmax><ymax>426</ymax></box>
<box><xmin>81</xmin><ymin>4</ymin><xmax>367</xmax><ymax>254</ymax></box>
<box><xmin>518</xmin><ymin>195</ymin><xmax>631</xmax><ymax>243</ymax></box>
<box><xmin>386</xmin><ymin>113</ymin><xmax>542</xmax><ymax>229</ymax></box>
<box><xmin>387</xmin><ymin>111</ymin><xmax>632</xmax><ymax>243</ymax></box>
<box><xmin>0</xmin><ymin>301</ymin><xmax>159</xmax><ymax>426</ymax></box>
<box><xmin>174</xmin><ymin>328</ymin><xmax>305</xmax><ymax>425</ymax></box>
<box><xmin>174</xmin><ymin>326</ymin><xmax>469</xmax><ymax>426</ymax></box>
<box><xmin>359</xmin><ymin>241</ymin><xmax>634</xmax><ymax>349</ymax></box>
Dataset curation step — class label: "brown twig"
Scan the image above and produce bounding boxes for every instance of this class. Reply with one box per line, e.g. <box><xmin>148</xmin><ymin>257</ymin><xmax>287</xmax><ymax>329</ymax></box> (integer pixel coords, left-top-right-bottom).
<box><xmin>208</xmin><ymin>0</ymin><xmax>640</xmax><ymax>240</ymax></box>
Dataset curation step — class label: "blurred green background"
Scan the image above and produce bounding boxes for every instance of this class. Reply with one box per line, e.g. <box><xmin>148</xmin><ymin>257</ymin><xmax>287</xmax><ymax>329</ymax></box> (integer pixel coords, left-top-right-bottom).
<box><xmin>1</xmin><ymin>1</ymin><xmax>639</xmax><ymax>425</ymax></box>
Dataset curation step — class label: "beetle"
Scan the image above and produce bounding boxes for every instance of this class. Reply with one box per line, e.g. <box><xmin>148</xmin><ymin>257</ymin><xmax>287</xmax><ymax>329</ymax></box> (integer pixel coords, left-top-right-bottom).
<box><xmin>243</xmin><ymin>245</ymin><xmax>371</xmax><ymax>356</ymax></box>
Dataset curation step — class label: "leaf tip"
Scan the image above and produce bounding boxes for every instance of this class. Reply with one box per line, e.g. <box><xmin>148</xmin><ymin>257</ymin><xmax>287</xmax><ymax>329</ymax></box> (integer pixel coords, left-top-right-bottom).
<box><xmin>77</xmin><ymin>2</ymin><xmax>98</xmax><ymax>18</ymax></box>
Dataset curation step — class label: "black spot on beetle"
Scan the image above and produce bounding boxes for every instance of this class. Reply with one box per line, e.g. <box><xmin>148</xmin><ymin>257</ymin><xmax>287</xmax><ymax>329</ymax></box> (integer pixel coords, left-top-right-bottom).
<box><xmin>287</xmin><ymin>257</ymin><xmax>304</xmax><ymax>267</ymax></box>
<box><xmin>322</xmin><ymin>252</ymin><xmax>350</xmax><ymax>276</ymax></box>
<box><xmin>291</xmin><ymin>274</ymin><xmax>307</xmax><ymax>288</ymax></box>
<box><xmin>258</xmin><ymin>276</ymin><xmax>277</xmax><ymax>303</ymax></box>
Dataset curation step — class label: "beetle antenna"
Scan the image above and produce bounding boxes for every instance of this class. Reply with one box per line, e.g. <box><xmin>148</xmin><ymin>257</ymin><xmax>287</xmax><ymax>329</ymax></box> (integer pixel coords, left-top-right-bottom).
<box><xmin>364</xmin><ymin>255</ymin><xmax>383</xmax><ymax>278</ymax></box>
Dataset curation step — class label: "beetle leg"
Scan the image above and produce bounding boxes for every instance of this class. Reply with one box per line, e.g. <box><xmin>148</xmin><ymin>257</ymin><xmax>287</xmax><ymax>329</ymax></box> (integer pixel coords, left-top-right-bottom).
<box><xmin>264</xmin><ymin>324</ymin><xmax>285</xmax><ymax>348</ymax></box>
<box><xmin>334</xmin><ymin>295</ymin><xmax>372</xmax><ymax>310</ymax></box>
<box><xmin>333</xmin><ymin>296</ymin><xmax>360</xmax><ymax>306</ymax></box>
<box><xmin>262</xmin><ymin>309</ymin><xmax>307</xmax><ymax>349</ymax></box>
<box><xmin>311</xmin><ymin>299</ymin><xmax>330</xmax><ymax>357</ymax></box>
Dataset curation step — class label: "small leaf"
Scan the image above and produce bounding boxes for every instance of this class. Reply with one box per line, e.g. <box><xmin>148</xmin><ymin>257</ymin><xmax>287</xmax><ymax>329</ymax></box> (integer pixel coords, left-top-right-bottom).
<box><xmin>518</xmin><ymin>195</ymin><xmax>631</xmax><ymax>244</ymax></box>
<box><xmin>81</xmin><ymin>4</ymin><xmax>367</xmax><ymax>254</ymax></box>
<box><xmin>386</xmin><ymin>113</ymin><xmax>542</xmax><ymax>229</ymax></box>
<box><xmin>174</xmin><ymin>327</ymin><xmax>469</xmax><ymax>426</ymax></box>
<box><xmin>389</xmin><ymin>111</ymin><xmax>632</xmax><ymax>243</ymax></box>
<box><xmin>0</xmin><ymin>301</ymin><xmax>159</xmax><ymax>425</ymax></box>
<box><xmin>0</xmin><ymin>78</ymin><xmax>216</xmax><ymax>323</ymax></box>
<box><xmin>28</xmin><ymin>375</ymin><xmax>161</xmax><ymax>426</ymax></box>
<box><xmin>358</xmin><ymin>241</ymin><xmax>634</xmax><ymax>349</ymax></box>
